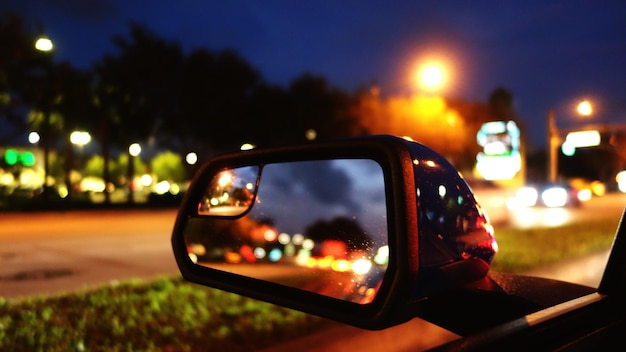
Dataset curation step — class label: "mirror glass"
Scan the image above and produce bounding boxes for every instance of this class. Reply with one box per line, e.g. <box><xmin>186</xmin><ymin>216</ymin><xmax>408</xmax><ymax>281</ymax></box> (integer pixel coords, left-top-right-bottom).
<box><xmin>184</xmin><ymin>158</ymin><xmax>389</xmax><ymax>304</ymax></box>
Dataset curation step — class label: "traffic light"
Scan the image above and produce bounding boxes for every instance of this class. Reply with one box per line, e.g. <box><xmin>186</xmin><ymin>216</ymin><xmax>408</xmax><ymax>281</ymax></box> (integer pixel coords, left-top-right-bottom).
<box><xmin>3</xmin><ymin>149</ymin><xmax>36</xmax><ymax>167</ymax></box>
<box><xmin>4</xmin><ymin>149</ymin><xmax>18</xmax><ymax>166</ymax></box>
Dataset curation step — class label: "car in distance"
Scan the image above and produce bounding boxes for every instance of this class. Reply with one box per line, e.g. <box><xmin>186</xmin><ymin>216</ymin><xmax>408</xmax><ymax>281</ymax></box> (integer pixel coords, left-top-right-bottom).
<box><xmin>171</xmin><ymin>135</ymin><xmax>626</xmax><ymax>351</ymax></box>
<box><xmin>513</xmin><ymin>182</ymin><xmax>590</xmax><ymax>208</ymax></box>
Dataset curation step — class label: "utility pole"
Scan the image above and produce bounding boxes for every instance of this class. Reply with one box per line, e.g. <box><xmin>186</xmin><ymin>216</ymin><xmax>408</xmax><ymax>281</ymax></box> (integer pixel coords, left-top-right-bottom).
<box><xmin>547</xmin><ymin>109</ymin><xmax>559</xmax><ymax>183</ymax></box>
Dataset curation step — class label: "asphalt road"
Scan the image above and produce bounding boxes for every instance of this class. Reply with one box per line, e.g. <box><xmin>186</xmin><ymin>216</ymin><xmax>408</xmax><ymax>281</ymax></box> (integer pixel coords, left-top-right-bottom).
<box><xmin>0</xmin><ymin>208</ymin><xmax>181</xmax><ymax>300</ymax></box>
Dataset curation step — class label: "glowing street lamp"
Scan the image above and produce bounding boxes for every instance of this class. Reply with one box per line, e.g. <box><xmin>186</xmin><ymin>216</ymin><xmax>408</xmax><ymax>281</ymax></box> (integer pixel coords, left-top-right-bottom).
<box><xmin>35</xmin><ymin>37</ymin><xmax>54</xmax><ymax>52</ymax></box>
<box><xmin>128</xmin><ymin>143</ymin><xmax>141</xmax><ymax>157</ymax></box>
<box><xmin>415</xmin><ymin>60</ymin><xmax>449</xmax><ymax>92</ymax></box>
<box><xmin>34</xmin><ymin>36</ymin><xmax>55</xmax><ymax>196</ymax></box>
<box><xmin>577</xmin><ymin>100</ymin><xmax>593</xmax><ymax>116</ymax></box>
<box><xmin>70</xmin><ymin>131</ymin><xmax>91</xmax><ymax>148</ymax></box>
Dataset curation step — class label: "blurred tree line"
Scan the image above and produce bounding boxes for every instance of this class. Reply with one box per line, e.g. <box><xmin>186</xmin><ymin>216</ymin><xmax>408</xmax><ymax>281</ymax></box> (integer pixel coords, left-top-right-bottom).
<box><xmin>1</xmin><ymin>13</ymin><xmax>514</xmax><ymax>202</ymax></box>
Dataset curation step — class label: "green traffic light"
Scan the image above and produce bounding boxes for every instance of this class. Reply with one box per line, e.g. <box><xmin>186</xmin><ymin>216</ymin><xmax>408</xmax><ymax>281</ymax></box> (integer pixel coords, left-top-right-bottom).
<box><xmin>4</xmin><ymin>149</ymin><xmax>18</xmax><ymax>166</ymax></box>
<box><xmin>20</xmin><ymin>151</ymin><xmax>36</xmax><ymax>167</ymax></box>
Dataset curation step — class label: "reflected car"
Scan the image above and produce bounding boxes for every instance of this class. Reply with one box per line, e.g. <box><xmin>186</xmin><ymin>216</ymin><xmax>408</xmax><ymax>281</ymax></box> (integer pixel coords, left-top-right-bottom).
<box><xmin>514</xmin><ymin>183</ymin><xmax>589</xmax><ymax>208</ymax></box>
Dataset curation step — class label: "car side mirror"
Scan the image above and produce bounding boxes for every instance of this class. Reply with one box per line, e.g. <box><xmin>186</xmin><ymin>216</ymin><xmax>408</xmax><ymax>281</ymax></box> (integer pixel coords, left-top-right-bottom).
<box><xmin>171</xmin><ymin>135</ymin><xmax>497</xmax><ymax>330</ymax></box>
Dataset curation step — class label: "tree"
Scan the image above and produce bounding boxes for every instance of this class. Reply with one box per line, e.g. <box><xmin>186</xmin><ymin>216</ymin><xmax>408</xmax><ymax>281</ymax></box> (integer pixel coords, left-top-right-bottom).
<box><xmin>0</xmin><ymin>13</ymin><xmax>41</xmax><ymax>142</ymax></box>
<box><xmin>150</xmin><ymin>151</ymin><xmax>185</xmax><ymax>183</ymax></box>
<box><xmin>174</xmin><ymin>48</ymin><xmax>263</xmax><ymax>154</ymax></box>
<box><xmin>94</xmin><ymin>22</ymin><xmax>184</xmax><ymax>203</ymax></box>
<box><xmin>284</xmin><ymin>73</ymin><xmax>364</xmax><ymax>144</ymax></box>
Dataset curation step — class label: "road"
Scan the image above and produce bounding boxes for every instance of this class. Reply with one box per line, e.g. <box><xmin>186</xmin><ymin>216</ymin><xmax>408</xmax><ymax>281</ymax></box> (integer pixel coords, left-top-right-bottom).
<box><xmin>1</xmin><ymin>196</ymin><xmax>624</xmax><ymax>351</ymax></box>
<box><xmin>2</xmin><ymin>193</ymin><xmax>625</xmax><ymax>300</ymax></box>
<box><xmin>474</xmin><ymin>189</ymin><xmax>626</xmax><ymax>228</ymax></box>
<box><xmin>0</xmin><ymin>208</ymin><xmax>181</xmax><ymax>299</ymax></box>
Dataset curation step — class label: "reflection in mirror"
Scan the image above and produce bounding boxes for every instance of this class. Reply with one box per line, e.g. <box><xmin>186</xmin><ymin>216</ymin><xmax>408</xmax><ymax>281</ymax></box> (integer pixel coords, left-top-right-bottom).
<box><xmin>198</xmin><ymin>166</ymin><xmax>259</xmax><ymax>216</ymax></box>
<box><xmin>184</xmin><ymin>159</ymin><xmax>389</xmax><ymax>304</ymax></box>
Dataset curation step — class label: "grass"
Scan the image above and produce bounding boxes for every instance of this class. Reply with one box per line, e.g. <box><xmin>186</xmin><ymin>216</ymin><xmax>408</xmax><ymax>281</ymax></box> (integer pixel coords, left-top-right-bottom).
<box><xmin>0</xmin><ymin>277</ymin><xmax>328</xmax><ymax>351</ymax></box>
<box><xmin>0</xmin><ymin>217</ymin><xmax>621</xmax><ymax>351</ymax></box>
<box><xmin>491</xmin><ymin>217</ymin><xmax>620</xmax><ymax>273</ymax></box>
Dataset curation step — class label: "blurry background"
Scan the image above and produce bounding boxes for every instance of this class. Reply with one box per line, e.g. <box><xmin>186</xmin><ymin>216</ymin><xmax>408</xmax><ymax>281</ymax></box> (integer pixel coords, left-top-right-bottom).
<box><xmin>1</xmin><ymin>1</ymin><xmax>626</xmax><ymax>209</ymax></box>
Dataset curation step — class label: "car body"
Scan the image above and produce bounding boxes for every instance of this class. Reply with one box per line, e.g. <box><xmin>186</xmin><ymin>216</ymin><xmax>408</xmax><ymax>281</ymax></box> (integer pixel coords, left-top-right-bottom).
<box><xmin>171</xmin><ymin>135</ymin><xmax>626</xmax><ymax>350</ymax></box>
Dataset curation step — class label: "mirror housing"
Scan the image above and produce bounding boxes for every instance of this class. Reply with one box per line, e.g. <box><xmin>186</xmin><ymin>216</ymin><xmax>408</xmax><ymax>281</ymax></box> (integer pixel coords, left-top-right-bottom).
<box><xmin>171</xmin><ymin>135</ymin><xmax>497</xmax><ymax>330</ymax></box>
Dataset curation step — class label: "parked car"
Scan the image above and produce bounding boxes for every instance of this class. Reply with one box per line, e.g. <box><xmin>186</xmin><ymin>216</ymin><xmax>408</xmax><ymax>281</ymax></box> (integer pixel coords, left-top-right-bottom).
<box><xmin>171</xmin><ymin>135</ymin><xmax>626</xmax><ymax>351</ymax></box>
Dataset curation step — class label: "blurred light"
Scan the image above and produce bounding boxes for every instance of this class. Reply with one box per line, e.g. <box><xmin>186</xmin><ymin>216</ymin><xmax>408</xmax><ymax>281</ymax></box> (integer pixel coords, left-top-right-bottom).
<box><xmin>305</xmin><ymin>129</ymin><xmax>317</xmax><ymax>141</ymax></box>
<box><xmin>302</xmin><ymin>238</ymin><xmax>314</xmax><ymax>250</ymax></box>
<box><xmin>70</xmin><ymin>131</ymin><xmax>91</xmax><ymax>146</ymax></box>
<box><xmin>476</xmin><ymin>153</ymin><xmax>522</xmax><ymax>181</ymax></box>
<box><xmin>278</xmin><ymin>233</ymin><xmax>291</xmax><ymax>245</ymax></box>
<box><xmin>263</xmin><ymin>228</ymin><xmax>278</xmax><ymax>242</ymax></box>
<box><xmin>28</xmin><ymin>132</ymin><xmax>40</xmax><ymax>144</ymax></box>
<box><xmin>317</xmin><ymin>256</ymin><xmax>333</xmax><ymax>269</ymax></box>
<box><xmin>35</xmin><ymin>37</ymin><xmax>53</xmax><ymax>52</ymax></box>
<box><xmin>374</xmin><ymin>246</ymin><xmax>389</xmax><ymax>266</ymax></box>
<box><xmin>128</xmin><ymin>143</ymin><xmax>141</xmax><ymax>156</ymax></box>
<box><xmin>577</xmin><ymin>188</ymin><xmax>593</xmax><ymax>202</ymax></box>
<box><xmin>140</xmin><ymin>174</ymin><xmax>152</xmax><ymax>187</ymax></box>
<box><xmin>80</xmin><ymin>177</ymin><xmax>106</xmax><ymax>192</ymax></box>
<box><xmin>438</xmin><ymin>184</ymin><xmax>447</xmax><ymax>198</ymax></box>
<box><xmin>561</xmin><ymin>140</ymin><xmax>576</xmax><ymax>156</ymax></box>
<box><xmin>57</xmin><ymin>185</ymin><xmax>68</xmax><ymax>198</ymax></box>
<box><xmin>154</xmin><ymin>180</ymin><xmax>171</xmax><ymax>194</ymax></box>
<box><xmin>0</xmin><ymin>173</ymin><xmax>15</xmax><ymax>186</ymax></box>
<box><xmin>185</xmin><ymin>152</ymin><xmax>198</xmax><ymax>165</ymax></box>
<box><xmin>284</xmin><ymin>243</ymin><xmax>295</xmax><ymax>256</ymax></box>
<box><xmin>331</xmin><ymin>259</ymin><xmax>351</xmax><ymax>272</ymax></box>
<box><xmin>352</xmin><ymin>259</ymin><xmax>373</xmax><ymax>275</ymax></box>
<box><xmin>217</xmin><ymin>171</ymin><xmax>232</xmax><ymax>187</ymax></box>
<box><xmin>516</xmin><ymin>187</ymin><xmax>539</xmax><ymax>207</ymax></box>
<box><xmin>564</xmin><ymin>130</ymin><xmax>601</xmax><ymax>148</ymax></box>
<box><xmin>577</xmin><ymin>100</ymin><xmax>593</xmax><ymax>116</ymax></box>
<box><xmin>268</xmin><ymin>248</ymin><xmax>283</xmax><ymax>262</ymax></box>
<box><xmin>416</xmin><ymin>60</ymin><xmax>448</xmax><ymax>92</ymax></box>
<box><xmin>292</xmin><ymin>233</ymin><xmax>304</xmax><ymax>245</ymax></box>
<box><xmin>240</xmin><ymin>143</ymin><xmax>255</xmax><ymax>151</ymax></box>
<box><xmin>541</xmin><ymin>186</ymin><xmax>568</xmax><ymax>207</ymax></box>
<box><xmin>253</xmin><ymin>247</ymin><xmax>266</xmax><ymax>259</ymax></box>
<box><xmin>617</xmin><ymin>171</ymin><xmax>626</xmax><ymax>193</ymax></box>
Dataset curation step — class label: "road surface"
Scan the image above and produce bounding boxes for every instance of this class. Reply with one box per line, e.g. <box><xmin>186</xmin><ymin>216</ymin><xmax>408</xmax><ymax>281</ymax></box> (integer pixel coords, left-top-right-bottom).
<box><xmin>0</xmin><ymin>208</ymin><xmax>181</xmax><ymax>299</ymax></box>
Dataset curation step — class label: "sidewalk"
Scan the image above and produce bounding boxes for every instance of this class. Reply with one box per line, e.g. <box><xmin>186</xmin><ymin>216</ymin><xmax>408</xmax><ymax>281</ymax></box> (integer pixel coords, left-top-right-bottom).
<box><xmin>523</xmin><ymin>249</ymin><xmax>610</xmax><ymax>288</ymax></box>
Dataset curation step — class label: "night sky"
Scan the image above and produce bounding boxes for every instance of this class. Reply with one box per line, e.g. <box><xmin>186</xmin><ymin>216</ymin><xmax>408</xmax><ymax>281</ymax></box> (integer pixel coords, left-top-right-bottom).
<box><xmin>3</xmin><ymin>0</ymin><xmax>626</xmax><ymax>150</ymax></box>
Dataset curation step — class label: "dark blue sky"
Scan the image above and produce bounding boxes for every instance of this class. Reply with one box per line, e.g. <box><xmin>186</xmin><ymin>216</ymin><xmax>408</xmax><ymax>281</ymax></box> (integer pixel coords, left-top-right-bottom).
<box><xmin>3</xmin><ymin>0</ymin><xmax>626</xmax><ymax>149</ymax></box>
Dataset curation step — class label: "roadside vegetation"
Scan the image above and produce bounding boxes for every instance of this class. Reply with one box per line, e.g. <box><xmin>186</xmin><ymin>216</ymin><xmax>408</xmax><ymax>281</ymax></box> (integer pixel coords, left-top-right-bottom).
<box><xmin>0</xmin><ymin>217</ymin><xmax>620</xmax><ymax>351</ymax></box>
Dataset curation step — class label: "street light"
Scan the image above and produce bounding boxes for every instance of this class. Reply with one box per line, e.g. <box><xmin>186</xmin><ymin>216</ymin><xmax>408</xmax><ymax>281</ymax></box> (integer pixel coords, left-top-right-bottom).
<box><xmin>577</xmin><ymin>100</ymin><xmax>593</xmax><ymax>116</ymax></box>
<box><xmin>34</xmin><ymin>36</ymin><xmax>54</xmax><ymax>197</ymax></box>
<box><xmin>35</xmin><ymin>37</ymin><xmax>54</xmax><ymax>52</ymax></box>
<box><xmin>547</xmin><ymin>100</ymin><xmax>594</xmax><ymax>182</ymax></box>
<box><xmin>415</xmin><ymin>60</ymin><xmax>449</xmax><ymax>92</ymax></box>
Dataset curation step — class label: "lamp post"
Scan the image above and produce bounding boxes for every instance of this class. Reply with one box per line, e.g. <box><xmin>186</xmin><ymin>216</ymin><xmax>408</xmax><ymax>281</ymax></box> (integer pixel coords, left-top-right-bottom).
<box><xmin>128</xmin><ymin>143</ymin><xmax>141</xmax><ymax>204</ymax></box>
<box><xmin>34</xmin><ymin>36</ymin><xmax>54</xmax><ymax>197</ymax></box>
<box><xmin>547</xmin><ymin>100</ymin><xmax>594</xmax><ymax>183</ymax></box>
